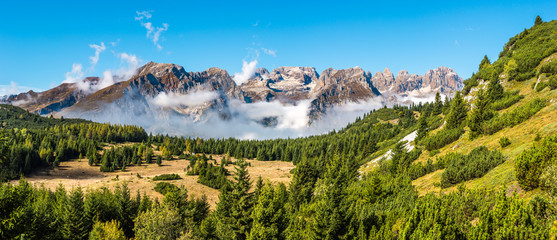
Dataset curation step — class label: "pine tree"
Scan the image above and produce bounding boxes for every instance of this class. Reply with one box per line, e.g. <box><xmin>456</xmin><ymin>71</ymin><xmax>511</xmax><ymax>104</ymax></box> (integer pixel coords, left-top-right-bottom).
<box><xmin>215</xmin><ymin>158</ymin><xmax>254</xmax><ymax>240</ymax></box>
<box><xmin>535</xmin><ymin>15</ymin><xmax>543</xmax><ymax>26</ymax></box>
<box><xmin>100</xmin><ymin>154</ymin><xmax>113</xmax><ymax>172</ymax></box>
<box><xmin>248</xmin><ymin>183</ymin><xmax>288</xmax><ymax>240</ymax></box>
<box><xmin>479</xmin><ymin>55</ymin><xmax>491</xmax><ymax>70</ymax></box>
<box><xmin>417</xmin><ymin>113</ymin><xmax>428</xmax><ymax>140</ymax></box>
<box><xmin>156</xmin><ymin>155</ymin><xmax>162</xmax><ymax>166</ymax></box>
<box><xmin>486</xmin><ymin>78</ymin><xmax>504</xmax><ymax>103</ymax></box>
<box><xmin>433</xmin><ymin>92</ymin><xmax>443</xmax><ymax>115</ymax></box>
<box><xmin>445</xmin><ymin>91</ymin><xmax>468</xmax><ymax>129</ymax></box>
<box><xmin>64</xmin><ymin>187</ymin><xmax>88</xmax><ymax>240</ymax></box>
<box><xmin>115</xmin><ymin>184</ymin><xmax>135</xmax><ymax>238</ymax></box>
<box><xmin>468</xmin><ymin>89</ymin><xmax>488</xmax><ymax>138</ymax></box>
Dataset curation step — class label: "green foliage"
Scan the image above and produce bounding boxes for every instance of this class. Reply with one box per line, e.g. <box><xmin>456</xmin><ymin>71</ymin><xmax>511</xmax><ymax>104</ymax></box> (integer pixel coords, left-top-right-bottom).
<box><xmin>402</xmin><ymin>189</ymin><xmax>550</xmax><ymax>239</ymax></box>
<box><xmin>535</xmin><ymin>15</ymin><xmax>543</xmax><ymax>25</ymax></box>
<box><xmin>479</xmin><ymin>54</ymin><xmax>491</xmax><ymax>70</ymax></box>
<box><xmin>486</xmin><ymin>78</ymin><xmax>504</xmax><ymax>103</ymax></box>
<box><xmin>445</xmin><ymin>91</ymin><xmax>468</xmax><ymax>130</ymax></box>
<box><xmin>89</xmin><ymin>220</ymin><xmax>127</xmax><ymax>240</ymax></box>
<box><xmin>186</xmin><ymin>155</ymin><xmax>229</xmax><ymax>189</ymax></box>
<box><xmin>154</xmin><ymin>182</ymin><xmax>180</xmax><ymax>195</ymax></box>
<box><xmin>491</xmin><ymin>91</ymin><xmax>524</xmax><ymax>111</ymax></box>
<box><xmin>248</xmin><ymin>183</ymin><xmax>288</xmax><ymax>240</ymax></box>
<box><xmin>64</xmin><ymin>187</ymin><xmax>89</xmax><ymax>240</ymax></box>
<box><xmin>134</xmin><ymin>205</ymin><xmax>183</xmax><ymax>240</ymax></box>
<box><xmin>499</xmin><ymin>136</ymin><xmax>511</xmax><ymax>148</ymax></box>
<box><xmin>535</xmin><ymin>74</ymin><xmax>557</xmax><ymax>92</ymax></box>
<box><xmin>468</xmin><ymin>88</ymin><xmax>493</xmax><ymax>138</ymax></box>
<box><xmin>156</xmin><ymin>155</ymin><xmax>162</xmax><ymax>166</ymax></box>
<box><xmin>440</xmin><ymin>146</ymin><xmax>505</xmax><ymax>188</ymax></box>
<box><xmin>420</xmin><ymin>128</ymin><xmax>464</xmax><ymax>151</ymax></box>
<box><xmin>215</xmin><ymin>158</ymin><xmax>254</xmax><ymax>240</ymax></box>
<box><xmin>516</xmin><ymin>135</ymin><xmax>557</xmax><ymax>190</ymax></box>
<box><xmin>152</xmin><ymin>174</ymin><xmax>182</xmax><ymax>181</ymax></box>
<box><xmin>482</xmin><ymin>98</ymin><xmax>546</xmax><ymax>135</ymax></box>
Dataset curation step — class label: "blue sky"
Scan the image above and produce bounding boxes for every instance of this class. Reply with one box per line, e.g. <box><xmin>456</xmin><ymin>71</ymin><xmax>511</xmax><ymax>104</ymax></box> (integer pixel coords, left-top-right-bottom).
<box><xmin>1</xmin><ymin>0</ymin><xmax>556</xmax><ymax>95</ymax></box>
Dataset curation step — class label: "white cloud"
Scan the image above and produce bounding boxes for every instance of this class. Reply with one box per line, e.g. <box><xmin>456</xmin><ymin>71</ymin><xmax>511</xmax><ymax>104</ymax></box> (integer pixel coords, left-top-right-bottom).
<box><xmin>135</xmin><ymin>11</ymin><xmax>169</xmax><ymax>50</ymax></box>
<box><xmin>152</xmin><ymin>90</ymin><xmax>219</xmax><ymax>108</ymax></box>
<box><xmin>135</xmin><ymin>10</ymin><xmax>152</xmax><ymax>21</ymax></box>
<box><xmin>88</xmin><ymin>42</ymin><xmax>106</xmax><ymax>67</ymax></box>
<box><xmin>0</xmin><ymin>81</ymin><xmax>41</xmax><ymax>96</ymax></box>
<box><xmin>261</xmin><ymin>48</ymin><xmax>277</xmax><ymax>57</ymax></box>
<box><xmin>233</xmin><ymin>60</ymin><xmax>258</xmax><ymax>85</ymax></box>
<box><xmin>63</xmin><ymin>63</ymin><xmax>85</xmax><ymax>83</ymax></box>
<box><xmin>63</xmin><ymin>52</ymin><xmax>141</xmax><ymax>93</ymax></box>
<box><xmin>117</xmin><ymin>52</ymin><xmax>140</xmax><ymax>80</ymax></box>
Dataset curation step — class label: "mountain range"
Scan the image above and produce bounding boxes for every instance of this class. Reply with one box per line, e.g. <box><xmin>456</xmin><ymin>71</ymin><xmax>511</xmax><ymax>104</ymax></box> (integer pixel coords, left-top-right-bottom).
<box><xmin>1</xmin><ymin>62</ymin><xmax>463</xmax><ymax>134</ymax></box>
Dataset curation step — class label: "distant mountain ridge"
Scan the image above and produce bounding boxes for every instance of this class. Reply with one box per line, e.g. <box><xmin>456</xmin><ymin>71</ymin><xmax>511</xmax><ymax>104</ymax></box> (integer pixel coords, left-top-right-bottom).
<box><xmin>2</xmin><ymin>62</ymin><xmax>463</xmax><ymax>128</ymax></box>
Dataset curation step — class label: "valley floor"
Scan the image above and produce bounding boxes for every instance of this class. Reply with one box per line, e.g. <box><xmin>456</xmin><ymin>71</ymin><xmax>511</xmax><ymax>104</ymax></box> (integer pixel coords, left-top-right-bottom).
<box><xmin>15</xmin><ymin>154</ymin><xmax>294</xmax><ymax>208</ymax></box>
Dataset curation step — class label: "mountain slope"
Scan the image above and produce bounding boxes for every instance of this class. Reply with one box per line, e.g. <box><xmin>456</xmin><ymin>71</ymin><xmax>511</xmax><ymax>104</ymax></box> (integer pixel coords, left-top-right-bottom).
<box><xmin>402</xmin><ymin>19</ymin><xmax>557</xmax><ymax>197</ymax></box>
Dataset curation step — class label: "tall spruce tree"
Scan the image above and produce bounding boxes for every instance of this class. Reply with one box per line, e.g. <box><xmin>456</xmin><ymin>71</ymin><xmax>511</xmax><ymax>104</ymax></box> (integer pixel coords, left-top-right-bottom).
<box><xmin>433</xmin><ymin>92</ymin><xmax>443</xmax><ymax>115</ymax></box>
<box><xmin>535</xmin><ymin>15</ymin><xmax>543</xmax><ymax>25</ymax></box>
<box><xmin>64</xmin><ymin>187</ymin><xmax>88</xmax><ymax>240</ymax></box>
<box><xmin>445</xmin><ymin>91</ymin><xmax>468</xmax><ymax>129</ymax></box>
<box><xmin>486</xmin><ymin>78</ymin><xmax>504</xmax><ymax>103</ymax></box>
<box><xmin>468</xmin><ymin>89</ymin><xmax>490</xmax><ymax>138</ymax></box>
<box><xmin>479</xmin><ymin>55</ymin><xmax>491</xmax><ymax>70</ymax></box>
<box><xmin>215</xmin><ymin>158</ymin><xmax>254</xmax><ymax>240</ymax></box>
<box><xmin>248</xmin><ymin>183</ymin><xmax>289</xmax><ymax>240</ymax></box>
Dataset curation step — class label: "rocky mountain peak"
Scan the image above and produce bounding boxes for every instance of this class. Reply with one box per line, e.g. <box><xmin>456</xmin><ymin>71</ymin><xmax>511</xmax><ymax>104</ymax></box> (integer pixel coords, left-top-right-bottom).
<box><xmin>136</xmin><ymin>61</ymin><xmax>187</xmax><ymax>79</ymax></box>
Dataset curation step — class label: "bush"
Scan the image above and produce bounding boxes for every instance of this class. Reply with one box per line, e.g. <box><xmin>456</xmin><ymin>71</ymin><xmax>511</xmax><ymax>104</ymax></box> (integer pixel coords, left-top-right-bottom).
<box><xmin>491</xmin><ymin>92</ymin><xmax>524</xmax><ymax>111</ymax></box>
<box><xmin>535</xmin><ymin>75</ymin><xmax>557</xmax><ymax>92</ymax></box>
<box><xmin>482</xmin><ymin>98</ymin><xmax>546</xmax><ymax>135</ymax></box>
<box><xmin>154</xmin><ymin>182</ymin><xmax>180</xmax><ymax>195</ymax></box>
<box><xmin>515</xmin><ymin>135</ymin><xmax>557</xmax><ymax>190</ymax></box>
<box><xmin>152</xmin><ymin>174</ymin><xmax>182</xmax><ymax>181</ymax></box>
<box><xmin>421</xmin><ymin>128</ymin><xmax>465</xmax><ymax>151</ymax></box>
<box><xmin>499</xmin><ymin>137</ymin><xmax>511</xmax><ymax>148</ymax></box>
<box><xmin>441</xmin><ymin>146</ymin><xmax>505</xmax><ymax>188</ymax></box>
<box><xmin>429</xmin><ymin>149</ymin><xmax>440</xmax><ymax>157</ymax></box>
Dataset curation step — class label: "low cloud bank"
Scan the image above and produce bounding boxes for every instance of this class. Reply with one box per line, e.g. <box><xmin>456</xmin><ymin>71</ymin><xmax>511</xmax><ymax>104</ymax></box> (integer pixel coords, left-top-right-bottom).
<box><xmin>152</xmin><ymin>91</ymin><xmax>219</xmax><ymax>108</ymax></box>
<box><xmin>63</xmin><ymin>91</ymin><xmax>409</xmax><ymax>140</ymax></box>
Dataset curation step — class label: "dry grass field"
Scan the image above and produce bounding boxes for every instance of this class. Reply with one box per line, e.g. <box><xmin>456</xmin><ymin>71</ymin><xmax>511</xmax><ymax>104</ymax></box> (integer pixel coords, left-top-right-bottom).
<box><xmin>16</xmin><ymin>154</ymin><xmax>295</xmax><ymax>208</ymax></box>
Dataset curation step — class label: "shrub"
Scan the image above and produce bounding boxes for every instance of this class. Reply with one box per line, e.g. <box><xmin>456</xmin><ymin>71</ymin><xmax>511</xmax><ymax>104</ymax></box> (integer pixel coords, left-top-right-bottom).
<box><xmin>152</xmin><ymin>174</ymin><xmax>182</xmax><ymax>181</ymax></box>
<box><xmin>515</xmin><ymin>135</ymin><xmax>557</xmax><ymax>190</ymax></box>
<box><xmin>441</xmin><ymin>146</ymin><xmax>505</xmax><ymax>188</ymax></box>
<box><xmin>491</xmin><ymin>92</ymin><xmax>524</xmax><ymax>111</ymax></box>
<box><xmin>421</xmin><ymin>128</ymin><xmax>465</xmax><ymax>151</ymax></box>
<box><xmin>499</xmin><ymin>137</ymin><xmax>511</xmax><ymax>148</ymax></box>
<box><xmin>154</xmin><ymin>182</ymin><xmax>180</xmax><ymax>195</ymax></box>
<box><xmin>482</xmin><ymin>98</ymin><xmax>546</xmax><ymax>135</ymax></box>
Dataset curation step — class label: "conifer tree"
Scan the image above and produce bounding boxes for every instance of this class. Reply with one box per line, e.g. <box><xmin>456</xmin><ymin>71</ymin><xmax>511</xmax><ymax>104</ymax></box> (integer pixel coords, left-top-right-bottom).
<box><xmin>479</xmin><ymin>55</ymin><xmax>491</xmax><ymax>70</ymax></box>
<box><xmin>535</xmin><ymin>15</ymin><xmax>543</xmax><ymax>25</ymax></box>
<box><xmin>445</xmin><ymin>91</ymin><xmax>468</xmax><ymax>129</ymax></box>
<box><xmin>215</xmin><ymin>158</ymin><xmax>254</xmax><ymax>240</ymax></box>
<box><xmin>433</xmin><ymin>92</ymin><xmax>443</xmax><ymax>115</ymax></box>
<box><xmin>486</xmin><ymin>78</ymin><xmax>504</xmax><ymax>103</ymax></box>
<box><xmin>64</xmin><ymin>187</ymin><xmax>88</xmax><ymax>240</ymax></box>
<box><xmin>156</xmin><ymin>155</ymin><xmax>162</xmax><ymax>166</ymax></box>
<box><xmin>468</xmin><ymin>89</ymin><xmax>489</xmax><ymax>138</ymax></box>
<box><xmin>248</xmin><ymin>183</ymin><xmax>288</xmax><ymax>240</ymax></box>
<box><xmin>417</xmin><ymin>112</ymin><xmax>428</xmax><ymax>140</ymax></box>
